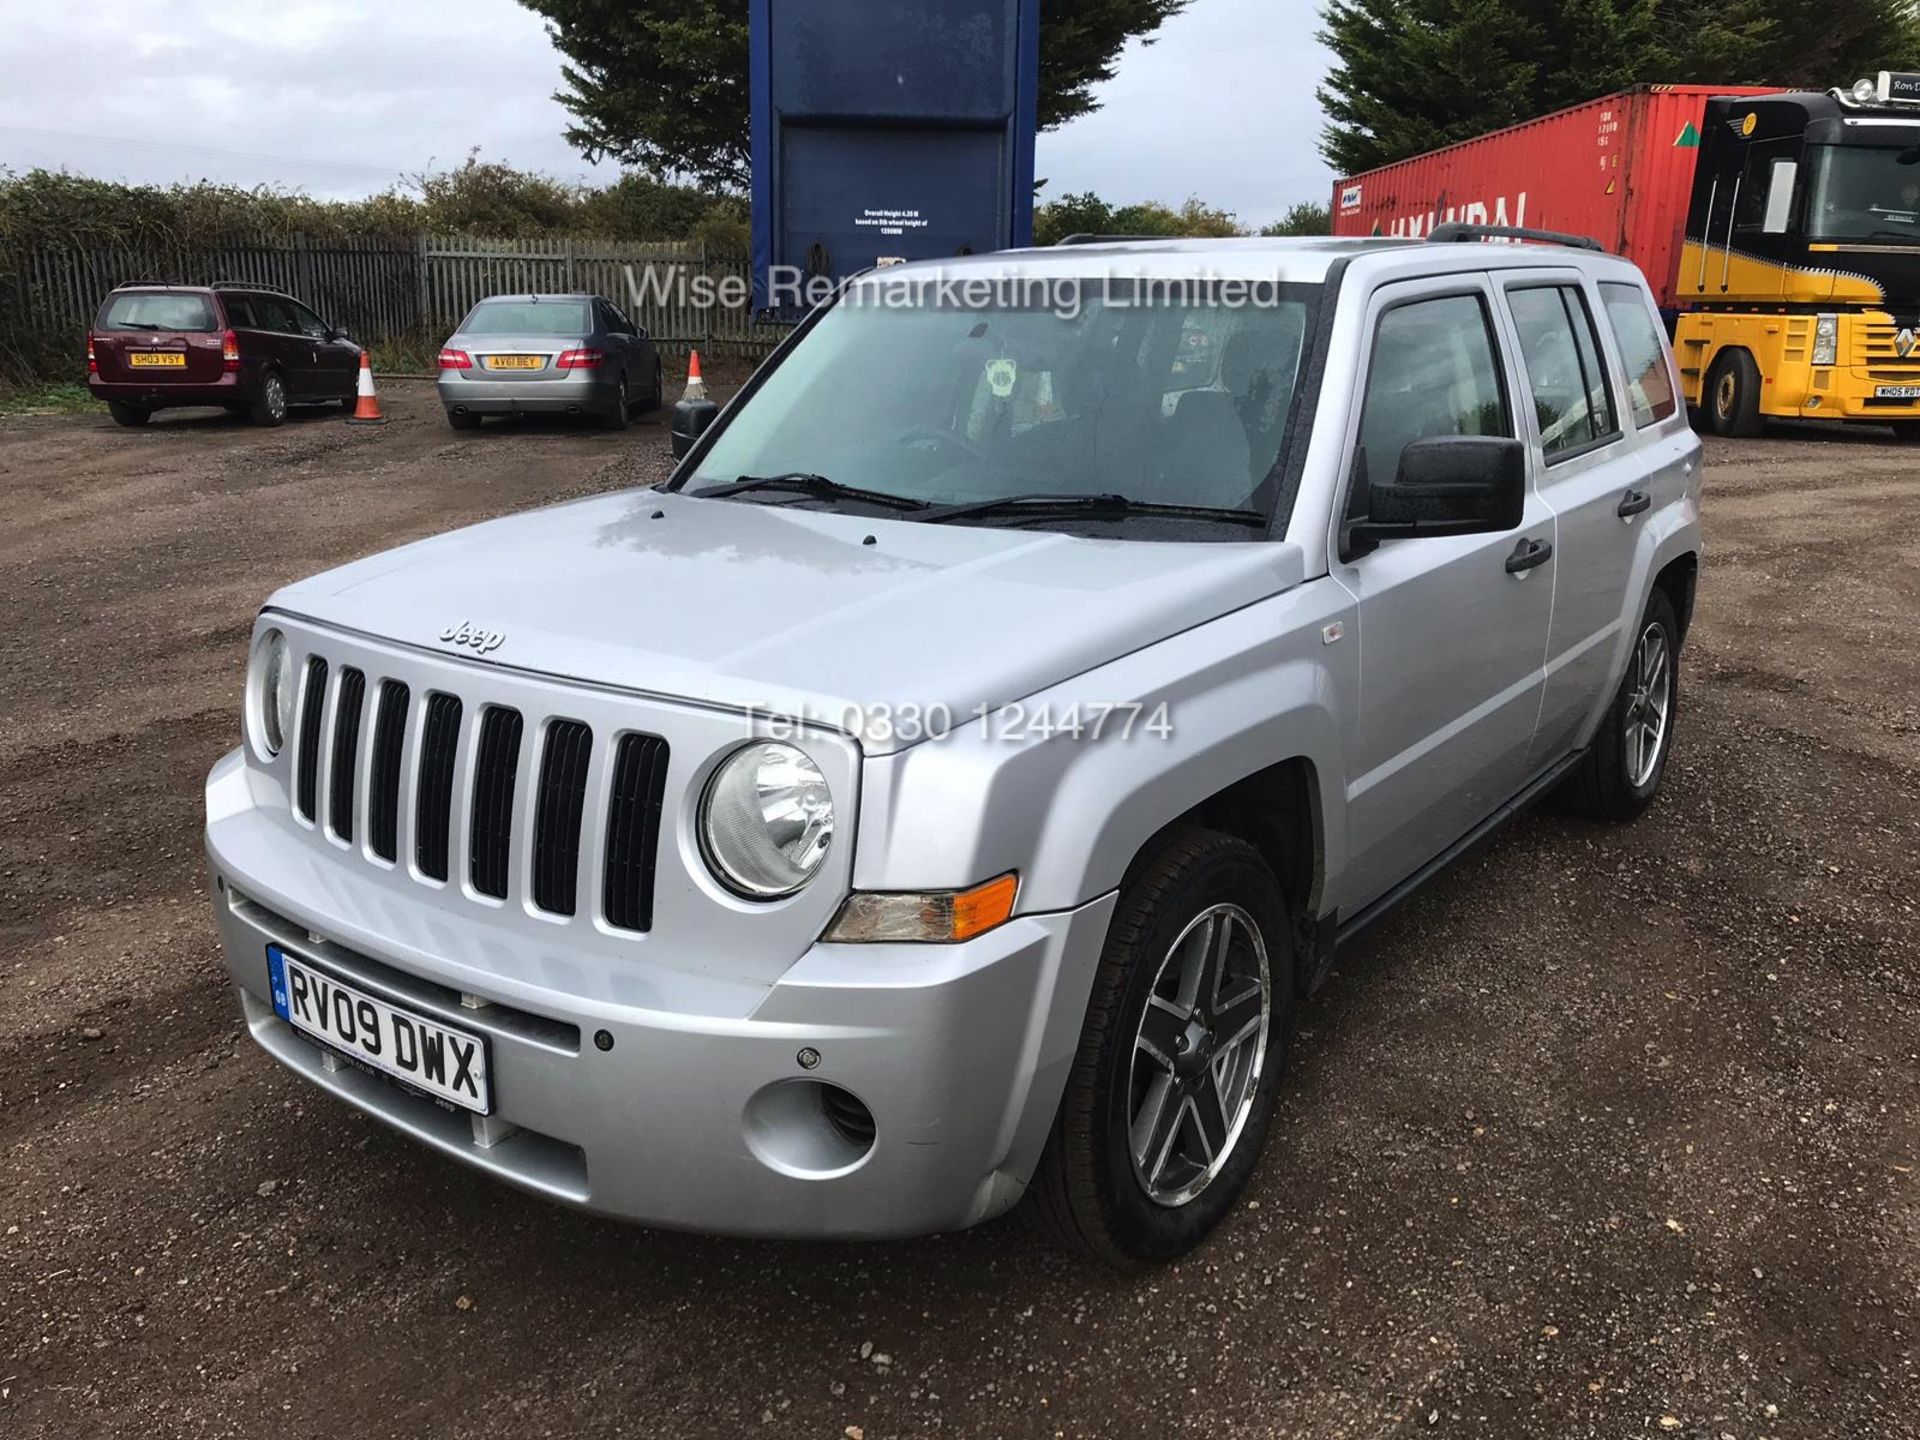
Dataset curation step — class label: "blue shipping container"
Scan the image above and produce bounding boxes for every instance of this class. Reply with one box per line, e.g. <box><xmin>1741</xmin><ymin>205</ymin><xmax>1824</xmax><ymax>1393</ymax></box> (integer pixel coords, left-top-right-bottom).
<box><xmin>750</xmin><ymin>0</ymin><xmax>1041</xmax><ymax>315</ymax></box>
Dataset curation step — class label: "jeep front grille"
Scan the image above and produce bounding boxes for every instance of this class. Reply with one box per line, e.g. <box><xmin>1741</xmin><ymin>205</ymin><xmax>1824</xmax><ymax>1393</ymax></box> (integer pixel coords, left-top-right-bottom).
<box><xmin>294</xmin><ymin>657</ymin><xmax>328</xmax><ymax>822</ymax></box>
<box><xmin>469</xmin><ymin>706</ymin><xmax>524</xmax><ymax>900</ymax></box>
<box><xmin>532</xmin><ymin>720</ymin><xmax>593</xmax><ymax>917</ymax></box>
<box><xmin>603</xmin><ymin>733</ymin><xmax>671</xmax><ymax>933</ymax></box>
<box><xmin>415</xmin><ymin>693</ymin><xmax>463</xmax><ymax>882</ymax></box>
<box><xmin>367</xmin><ymin>680</ymin><xmax>410</xmax><ymax>863</ymax></box>
<box><xmin>290</xmin><ymin>659</ymin><xmax>668</xmax><ymax>931</ymax></box>
<box><xmin>328</xmin><ymin>667</ymin><xmax>366</xmax><ymax>843</ymax></box>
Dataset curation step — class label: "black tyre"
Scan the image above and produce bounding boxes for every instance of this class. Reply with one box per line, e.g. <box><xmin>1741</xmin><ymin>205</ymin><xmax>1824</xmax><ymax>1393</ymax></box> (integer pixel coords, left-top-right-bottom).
<box><xmin>1889</xmin><ymin>420</ymin><xmax>1920</xmax><ymax>442</ymax></box>
<box><xmin>249</xmin><ymin>371</ymin><xmax>288</xmax><ymax>428</ymax></box>
<box><xmin>1704</xmin><ymin>348</ymin><xmax>1763</xmax><ymax>438</ymax></box>
<box><xmin>1032</xmin><ymin>826</ymin><xmax>1294</xmax><ymax>1268</ymax></box>
<box><xmin>600</xmin><ymin>372</ymin><xmax>631</xmax><ymax>430</ymax></box>
<box><xmin>1562</xmin><ymin>587</ymin><xmax>1680</xmax><ymax>823</ymax></box>
<box><xmin>639</xmin><ymin>357</ymin><xmax>665</xmax><ymax>414</ymax></box>
<box><xmin>446</xmin><ymin>410</ymin><xmax>482</xmax><ymax>432</ymax></box>
<box><xmin>107</xmin><ymin>401</ymin><xmax>151</xmax><ymax>428</ymax></box>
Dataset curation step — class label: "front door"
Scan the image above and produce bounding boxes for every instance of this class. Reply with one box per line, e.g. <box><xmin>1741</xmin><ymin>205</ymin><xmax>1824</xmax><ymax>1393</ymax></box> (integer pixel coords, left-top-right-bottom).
<box><xmin>1329</xmin><ymin>278</ymin><xmax>1556</xmax><ymax>915</ymax></box>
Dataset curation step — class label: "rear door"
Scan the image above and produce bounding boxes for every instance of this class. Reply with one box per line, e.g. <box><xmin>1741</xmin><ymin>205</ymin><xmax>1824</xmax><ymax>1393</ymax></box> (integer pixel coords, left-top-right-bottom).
<box><xmin>249</xmin><ymin>294</ymin><xmax>319</xmax><ymax>396</ymax></box>
<box><xmin>1329</xmin><ymin>275</ymin><xmax>1557</xmax><ymax>914</ymax></box>
<box><xmin>1522</xmin><ymin>275</ymin><xmax>1693</xmax><ymax>764</ymax></box>
<box><xmin>92</xmin><ymin>290</ymin><xmax>226</xmax><ymax>387</ymax></box>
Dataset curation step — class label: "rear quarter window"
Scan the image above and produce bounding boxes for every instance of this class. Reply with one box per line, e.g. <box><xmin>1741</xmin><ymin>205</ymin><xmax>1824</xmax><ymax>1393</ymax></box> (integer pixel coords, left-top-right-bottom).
<box><xmin>1599</xmin><ymin>281</ymin><xmax>1679</xmax><ymax>426</ymax></box>
<box><xmin>98</xmin><ymin>292</ymin><xmax>218</xmax><ymax>332</ymax></box>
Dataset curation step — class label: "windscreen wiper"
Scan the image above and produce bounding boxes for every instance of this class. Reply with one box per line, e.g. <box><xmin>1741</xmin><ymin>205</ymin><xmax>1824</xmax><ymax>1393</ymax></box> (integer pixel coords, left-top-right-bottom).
<box><xmin>918</xmin><ymin>492</ymin><xmax>1268</xmax><ymax>528</ymax></box>
<box><xmin>698</xmin><ymin>472</ymin><xmax>930</xmax><ymax>512</ymax></box>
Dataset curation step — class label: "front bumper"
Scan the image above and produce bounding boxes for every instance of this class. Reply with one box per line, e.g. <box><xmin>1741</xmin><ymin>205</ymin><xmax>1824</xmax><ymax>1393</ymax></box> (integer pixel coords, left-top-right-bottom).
<box><xmin>437</xmin><ymin>373</ymin><xmax>620</xmax><ymax>417</ymax></box>
<box><xmin>206</xmin><ymin>748</ymin><xmax>1115</xmax><ymax>1238</ymax></box>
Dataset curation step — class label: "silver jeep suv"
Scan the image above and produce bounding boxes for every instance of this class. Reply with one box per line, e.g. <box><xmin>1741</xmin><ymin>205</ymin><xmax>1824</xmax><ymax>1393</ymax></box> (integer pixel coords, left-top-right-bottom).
<box><xmin>205</xmin><ymin>232</ymin><xmax>1701</xmax><ymax>1266</ymax></box>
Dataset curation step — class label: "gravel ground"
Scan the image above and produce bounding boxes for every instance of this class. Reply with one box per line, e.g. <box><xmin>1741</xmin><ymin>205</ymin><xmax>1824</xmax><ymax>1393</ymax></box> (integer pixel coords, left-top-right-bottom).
<box><xmin>0</xmin><ymin>389</ymin><xmax>1914</xmax><ymax>1440</ymax></box>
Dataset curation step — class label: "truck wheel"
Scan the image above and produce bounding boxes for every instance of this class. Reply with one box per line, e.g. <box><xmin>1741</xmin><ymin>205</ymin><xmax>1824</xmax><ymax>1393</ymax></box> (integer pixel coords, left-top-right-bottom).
<box><xmin>249</xmin><ymin>371</ymin><xmax>288</xmax><ymax>428</ymax></box>
<box><xmin>1704</xmin><ymin>349</ymin><xmax>1763</xmax><ymax>438</ymax></box>
<box><xmin>1032</xmin><ymin>827</ymin><xmax>1293</xmax><ymax>1268</ymax></box>
<box><xmin>1562</xmin><ymin>588</ymin><xmax>1680</xmax><ymax>823</ymax></box>
<box><xmin>1888</xmin><ymin>420</ymin><xmax>1920</xmax><ymax>442</ymax></box>
<box><xmin>107</xmin><ymin>402</ymin><xmax>151</xmax><ymax>428</ymax></box>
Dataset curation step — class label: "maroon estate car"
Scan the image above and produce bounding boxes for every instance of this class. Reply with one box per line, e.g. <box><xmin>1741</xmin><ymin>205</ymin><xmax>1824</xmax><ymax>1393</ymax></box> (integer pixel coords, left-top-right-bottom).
<box><xmin>87</xmin><ymin>283</ymin><xmax>360</xmax><ymax>427</ymax></box>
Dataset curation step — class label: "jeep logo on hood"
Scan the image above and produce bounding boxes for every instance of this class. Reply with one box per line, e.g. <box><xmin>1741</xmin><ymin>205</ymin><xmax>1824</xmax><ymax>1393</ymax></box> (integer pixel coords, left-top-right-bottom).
<box><xmin>440</xmin><ymin>621</ymin><xmax>505</xmax><ymax>655</ymax></box>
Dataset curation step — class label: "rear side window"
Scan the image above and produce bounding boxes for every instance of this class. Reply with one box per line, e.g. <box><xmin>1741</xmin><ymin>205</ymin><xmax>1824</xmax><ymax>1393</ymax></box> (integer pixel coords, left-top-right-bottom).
<box><xmin>98</xmin><ymin>292</ymin><xmax>217</xmax><ymax>332</ymax></box>
<box><xmin>1599</xmin><ymin>282</ymin><xmax>1679</xmax><ymax>426</ymax></box>
<box><xmin>1506</xmin><ymin>285</ymin><xmax>1619</xmax><ymax>458</ymax></box>
<box><xmin>1353</xmin><ymin>293</ymin><xmax>1510</xmax><ymax>501</ymax></box>
<box><xmin>223</xmin><ymin>294</ymin><xmax>258</xmax><ymax>329</ymax></box>
<box><xmin>462</xmin><ymin>301</ymin><xmax>590</xmax><ymax>337</ymax></box>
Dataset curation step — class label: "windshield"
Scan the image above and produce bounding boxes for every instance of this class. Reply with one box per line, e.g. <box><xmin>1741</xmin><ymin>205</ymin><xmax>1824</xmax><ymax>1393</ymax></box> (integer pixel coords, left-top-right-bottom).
<box><xmin>461</xmin><ymin>301</ymin><xmax>590</xmax><ymax>336</ymax></box>
<box><xmin>1808</xmin><ymin>144</ymin><xmax>1920</xmax><ymax>239</ymax></box>
<box><xmin>685</xmin><ymin>279</ymin><xmax>1318</xmax><ymax>525</ymax></box>
<box><xmin>98</xmin><ymin>292</ymin><xmax>217</xmax><ymax>332</ymax></box>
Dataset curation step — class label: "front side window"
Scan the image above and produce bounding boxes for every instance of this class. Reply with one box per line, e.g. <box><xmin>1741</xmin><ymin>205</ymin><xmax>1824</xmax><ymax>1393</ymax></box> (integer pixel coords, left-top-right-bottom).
<box><xmin>1599</xmin><ymin>282</ymin><xmax>1679</xmax><ymax>427</ymax></box>
<box><xmin>1350</xmin><ymin>292</ymin><xmax>1509</xmax><ymax>512</ymax></box>
<box><xmin>97</xmin><ymin>291</ymin><xmax>217</xmax><ymax>332</ymax></box>
<box><xmin>462</xmin><ymin>301</ymin><xmax>591</xmax><ymax>337</ymax></box>
<box><xmin>1506</xmin><ymin>285</ymin><xmax>1618</xmax><ymax>458</ymax></box>
<box><xmin>683</xmin><ymin>280</ymin><xmax>1319</xmax><ymax>530</ymax></box>
<box><xmin>289</xmin><ymin>300</ymin><xmax>329</xmax><ymax>338</ymax></box>
<box><xmin>1808</xmin><ymin>145</ymin><xmax>1920</xmax><ymax>240</ymax></box>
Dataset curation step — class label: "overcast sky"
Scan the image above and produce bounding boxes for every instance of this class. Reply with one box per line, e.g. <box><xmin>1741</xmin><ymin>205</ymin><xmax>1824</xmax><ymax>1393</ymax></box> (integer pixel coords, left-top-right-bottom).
<box><xmin>0</xmin><ymin>0</ymin><xmax>1335</xmax><ymax>228</ymax></box>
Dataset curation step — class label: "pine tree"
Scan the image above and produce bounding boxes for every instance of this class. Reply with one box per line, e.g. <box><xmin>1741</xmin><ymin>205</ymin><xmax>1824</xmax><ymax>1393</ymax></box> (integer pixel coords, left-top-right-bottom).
<box><xmin>1319</xmin><ymin>0</ymin><xmax>1920</xmax><ymax>174</ymax></box>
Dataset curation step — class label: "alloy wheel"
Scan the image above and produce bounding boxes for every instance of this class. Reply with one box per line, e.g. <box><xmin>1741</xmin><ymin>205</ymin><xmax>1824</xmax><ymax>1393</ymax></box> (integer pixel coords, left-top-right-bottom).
<box><xmin>1128</xmin><ymin>903</ymin><xmax>1271</xmax><ymax>1207</ymax></box>
<box><xmin>1624</xmin><ymin>621</ymin><xmax>1671</xmax><ymax>788</ymax></box>
<box><xmin>266</xmin><ymin>376</ymin><xmax>285</xmax><ymax>422</ymax></box>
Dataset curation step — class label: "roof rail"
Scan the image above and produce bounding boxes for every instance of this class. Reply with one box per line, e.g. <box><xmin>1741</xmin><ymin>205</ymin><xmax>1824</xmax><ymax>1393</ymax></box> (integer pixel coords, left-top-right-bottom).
<box><xmin>209</xmin><ymin>280</ymin><xmax>291</xmax><ymax>293</ymax></box>
<box><xmin>1055</xmin><ymin>233</ymin><xmax>1180</xmax><ymax>246</ymax></box>
<box><xmin>1427</xmin><ymin>223</ymin><xmax>1605</xmax><ymax>252</ymax></box>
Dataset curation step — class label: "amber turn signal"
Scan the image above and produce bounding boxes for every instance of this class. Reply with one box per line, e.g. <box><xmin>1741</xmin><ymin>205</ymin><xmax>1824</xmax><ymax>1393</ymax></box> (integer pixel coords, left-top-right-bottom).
<box><xmin>823</xmin><ymin>872</ymin><xmax>1020</xmax><ymax>944</ymax></box>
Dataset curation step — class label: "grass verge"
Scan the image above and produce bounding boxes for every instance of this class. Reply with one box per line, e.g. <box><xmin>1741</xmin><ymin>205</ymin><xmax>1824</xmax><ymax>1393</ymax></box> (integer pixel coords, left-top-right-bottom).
<box><xmin>0</xmin><ymin>382</ymin><xmax>96</xmax><ymax>417</ymax></box>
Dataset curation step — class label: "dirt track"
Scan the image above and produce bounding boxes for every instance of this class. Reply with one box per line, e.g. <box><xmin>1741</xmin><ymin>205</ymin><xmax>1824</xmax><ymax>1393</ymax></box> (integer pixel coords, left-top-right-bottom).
<box><xmin>2</xmin><ymin>387</ymin><xmax>1916</xmax><ymax>1439</ymax></box>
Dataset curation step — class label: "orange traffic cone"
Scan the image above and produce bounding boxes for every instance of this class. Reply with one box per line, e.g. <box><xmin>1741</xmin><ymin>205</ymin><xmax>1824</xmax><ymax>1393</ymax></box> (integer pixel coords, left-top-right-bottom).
<box><xmin>682</xmin><ymin>350</ymin><xmax>707</xmax><ymax>404</ymax></box>
<box><xmin>345</xmin><ymin>350</ymin><xmax>387</xmax><ymax>426</ymax></box>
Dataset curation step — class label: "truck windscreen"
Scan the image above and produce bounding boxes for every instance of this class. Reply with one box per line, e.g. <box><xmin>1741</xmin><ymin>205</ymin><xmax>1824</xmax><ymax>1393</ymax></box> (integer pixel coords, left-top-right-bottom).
<box><xmin>1808</xmin><ymin>145</ymin><xmax>1920</xmax><ymax>240</ymax></box>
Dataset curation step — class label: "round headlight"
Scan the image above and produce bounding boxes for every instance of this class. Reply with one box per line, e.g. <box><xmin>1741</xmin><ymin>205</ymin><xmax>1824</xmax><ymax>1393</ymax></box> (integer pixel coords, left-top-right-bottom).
<box><xmin>1853</xmin><ymin>77</ymin><xmax>1879</xmax><ymax>104</ymax></box>
<box><xmin>700</xmin><ymin>742</ymin><xmax>833</xmax><ymax>898</ymax></box>
<box><xmin>256</xmin><ymin>628</ymin><xmax>292</xmax><ymax>755</ymax></box>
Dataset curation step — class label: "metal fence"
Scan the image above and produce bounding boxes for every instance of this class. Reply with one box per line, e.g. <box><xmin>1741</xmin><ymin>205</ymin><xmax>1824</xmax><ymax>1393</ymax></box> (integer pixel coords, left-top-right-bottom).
<box><xmin>4</xmin><ymin>231</ymin><xmax>786</xmax><ymax>380</ymax></box>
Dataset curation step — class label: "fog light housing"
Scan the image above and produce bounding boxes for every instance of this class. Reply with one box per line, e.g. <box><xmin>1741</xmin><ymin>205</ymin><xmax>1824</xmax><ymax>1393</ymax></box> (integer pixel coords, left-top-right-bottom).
<box><xmin>1813</xmin><ymin>312</ymin><xmax>1839</xmax><ymax>366</ymax></box>
<box><xmin>824</xmin><ymin>873</ymin><xmax>1019</xmax><ymax>944</ymax></box>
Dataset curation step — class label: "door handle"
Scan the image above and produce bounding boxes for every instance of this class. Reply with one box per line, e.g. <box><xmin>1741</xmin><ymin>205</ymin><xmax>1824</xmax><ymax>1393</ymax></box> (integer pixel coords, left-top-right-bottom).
<box><xmin>1617</xmin><ymin>488</ymin><xmax>1651</xmax><ymax>518</ymax></box>
<box><xmin>1505</xmin><ymin>536</ymin><xmax>1554</xmax><ymax>575</ymax></box>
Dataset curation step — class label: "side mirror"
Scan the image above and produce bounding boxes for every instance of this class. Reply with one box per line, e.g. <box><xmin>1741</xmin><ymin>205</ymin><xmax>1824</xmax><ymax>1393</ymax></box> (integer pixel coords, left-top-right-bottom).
<box><xmin>634</xmin><ymin>325</ymin><xmax>649</xmax><ymax>342</ymax></box>
<box><xmin>670</xmin><ymin>396</ymin><xmax>721</xmax><ymax>459</ymax></box>
<box><xmin>327</xmin><ymin>326</ymin><xmax>351</xmax><ymax>343</ymax></box>
<box><xmin>1347</xmin><ymin>435</ymin><xmax>1526</xmax><ymax>551</ymax></box>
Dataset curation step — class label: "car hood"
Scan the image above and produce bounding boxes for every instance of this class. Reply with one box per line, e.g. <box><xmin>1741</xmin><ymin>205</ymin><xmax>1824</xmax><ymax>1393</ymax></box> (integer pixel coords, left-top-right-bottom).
<box><xmin>267</xmin><ymin>489</ymin><xmax>1306</xmax><ymax>753</ymax></box>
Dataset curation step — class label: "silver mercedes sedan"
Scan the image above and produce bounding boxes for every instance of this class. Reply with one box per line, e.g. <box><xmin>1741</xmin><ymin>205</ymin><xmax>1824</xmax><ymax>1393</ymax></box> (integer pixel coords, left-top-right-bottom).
<box><xmin>436</xmin><ymin>293</ymin><xmax>663</xmax><ymax>431</ymax></box>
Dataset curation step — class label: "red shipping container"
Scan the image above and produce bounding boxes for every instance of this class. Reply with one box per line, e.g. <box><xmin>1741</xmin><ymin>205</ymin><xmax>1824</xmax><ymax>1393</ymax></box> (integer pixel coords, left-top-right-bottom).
<box><xmin>1331</xmin><ymin>85</ymin><xmax>1780</xmax><ymax>308</ymax></box>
